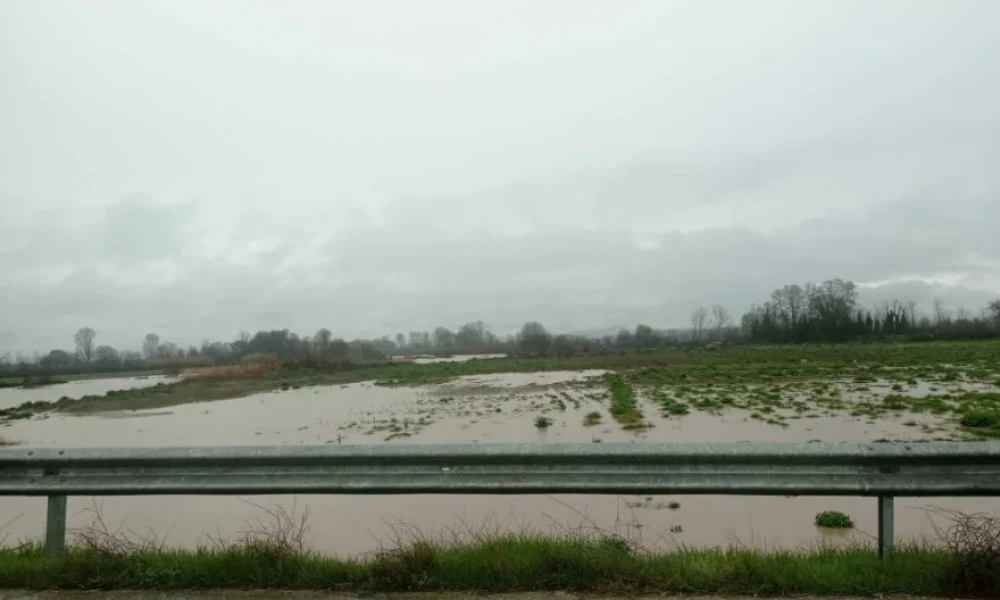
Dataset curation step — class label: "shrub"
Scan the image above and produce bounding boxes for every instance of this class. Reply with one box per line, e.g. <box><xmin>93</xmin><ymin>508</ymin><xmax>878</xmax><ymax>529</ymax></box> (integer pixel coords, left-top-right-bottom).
<box><xmin>960</xmin><ymin>409</ymin><xmax>1000</xmax><ymax>429</ymax></box>
<box><xmin>184</xmin><ymin>355</ymin><xmax>283</xmax><ymax>382</ymax></box>
<box><xmin>534</xmin><ymin>416</ymin><xmax>553</xmax><ymax>429</ymax></box>
<box><xmin>934</xmin><ymin>509</ymin><xmax>1000</xmax><ymax>597</ymax></box>
<box><xmin>814</xmin><ymin>510</ymin><xmax>853</xmax><ymax>528</ymax></box>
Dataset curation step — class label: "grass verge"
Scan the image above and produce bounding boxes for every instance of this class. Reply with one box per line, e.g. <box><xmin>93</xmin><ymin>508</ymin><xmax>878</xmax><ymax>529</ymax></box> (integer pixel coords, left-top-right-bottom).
<box><xmin>2</xmin><ymin>503</ymin><xmax>997</xmax><ymax>596</ymax></box>
<box><xmin>0</xmin><ymin>536</ymin><xmax>988</xmax><ymax>595</ymax></box>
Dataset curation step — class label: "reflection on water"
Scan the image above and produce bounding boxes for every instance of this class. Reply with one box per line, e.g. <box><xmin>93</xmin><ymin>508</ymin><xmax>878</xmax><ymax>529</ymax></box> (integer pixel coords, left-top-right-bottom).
<box><xmin>0</xmin><ymin>375</ymin><xmax>169</xmax><ymax>410</ymax></box>
<box><xmin>0</xmin><ymin>370</ymin><xmax>996</xmax><ymax>556</ymax></box>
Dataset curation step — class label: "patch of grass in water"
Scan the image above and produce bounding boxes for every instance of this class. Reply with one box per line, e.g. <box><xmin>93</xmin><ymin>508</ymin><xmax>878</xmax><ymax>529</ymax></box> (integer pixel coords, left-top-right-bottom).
<box><xmin>605</xmin><ymin>373</ymin><xmax>645</xmax><ymax>429</ymax></box>
<box><xmin>582</xmin><ymin>411</ymin><xmax>602</xmax><ymax>426</ymax></box>
<box><xmin>959</xmin><ymin>408</ymin><xmax>1000</xmax><ymax>429</ymax></box>
<box><xmin>814</xmin><ymin>510</ymin><xmax>854</xmax><ymax>529</ymax></box>
<box><xmin>534</xmin><ymin>415</ymin><xmax>553</xmax><ymax>429</ymax></box>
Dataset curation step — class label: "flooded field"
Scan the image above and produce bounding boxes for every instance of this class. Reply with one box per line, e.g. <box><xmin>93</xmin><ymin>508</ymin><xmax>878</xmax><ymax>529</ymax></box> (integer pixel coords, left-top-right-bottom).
<box><xmin>0</xmin><ymin>375</ymin><xmax>169</xmax><ymax>411</ymax></box>
<box><xmin>2</xmin><ymin>365</ymin><xmax>998</xmax><ymax>556</ymax></box>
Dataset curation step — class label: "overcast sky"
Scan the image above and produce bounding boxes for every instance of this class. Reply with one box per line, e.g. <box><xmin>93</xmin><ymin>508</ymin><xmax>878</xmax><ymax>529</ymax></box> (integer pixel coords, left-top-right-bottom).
<box><xmin>2</xmin><ymin>0</ymin><xmax>999</xmax><ymax>353</ymax></box>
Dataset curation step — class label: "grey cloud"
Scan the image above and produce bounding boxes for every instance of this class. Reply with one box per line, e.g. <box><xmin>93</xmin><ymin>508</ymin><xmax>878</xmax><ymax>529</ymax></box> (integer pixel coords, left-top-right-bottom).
<box><xmin>2</xmin><ymin>0</ymin><xmax>999</xmax><ymax>353</ymax></box>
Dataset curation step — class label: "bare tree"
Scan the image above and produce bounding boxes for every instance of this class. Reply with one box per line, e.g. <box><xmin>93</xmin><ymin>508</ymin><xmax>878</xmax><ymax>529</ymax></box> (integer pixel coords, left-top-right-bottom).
<box><xmin>314</xmin><ymin>328</ymin><xmax>332</xmax><ymax>355</ymax></box>
<box><xmin>74</xmin><ymin>327</ymin><xmax>97</xmax><ymax>363</ymax></box>
<box><xmin>94</xmin><ymin>345</ymin><xmax>120</xmax><ymax>366</ymax></box>
<box><xmin>989</xmin><ymin>299</ymin><xmax>1000</xmax><ymax>326</ymax></box>
<box><xmin>518</xmin><ymin>322</ymin><xmax>552</xmax><ymax>355</ymax></box>
<box><xmin>690</xmin><ymin>307</ymin><xmax>708</xmax><ymax>342</ymax></box>
<box><xmin>906</xmin><ymin>300</ymin><xmax>918</xmax><ymax>328</ymax></box>
<box><xmin>711</xmin><ymin>305</ymin><xmax>731</xmax><ymax>341</ymax></box>
<box><xmin>234</xmin><ymin>330</ymin><xmax>251</xmax><ymax>357</ymax></box>
<box><xmin>933</xmin><ymin>297</ymin><xmax>947</xmax><ymax>326</ymax></box>
<box><xmin>142</xmin><ymin>333</ymin><xmax>160</xmax><ymax>360</ymax></box>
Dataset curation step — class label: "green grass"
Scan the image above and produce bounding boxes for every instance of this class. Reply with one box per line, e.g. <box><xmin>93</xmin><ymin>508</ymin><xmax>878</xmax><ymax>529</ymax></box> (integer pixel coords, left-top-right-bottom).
<box><xmin>534</xmin><ymin>415</ymin><xmax>553</xmax><ymax>429</ymax></box>
<box><xmin>960</xmin><ymin>408</ymin><xmax>1000</xmax><ymax>428</ymax></box>
<box><xmin>0</xmin><ymin>537</ymin><xmax>992</xmax><ymax>595</ymax></box>
<box><xmin>583</xmin><ymin>411</ymin><xmax>602</xmax><ymax>426</ymax></box>
<box><xmin>604</xmin><ymin>373</ymin><xmax>645</xmax><ymax>429</ymax></box>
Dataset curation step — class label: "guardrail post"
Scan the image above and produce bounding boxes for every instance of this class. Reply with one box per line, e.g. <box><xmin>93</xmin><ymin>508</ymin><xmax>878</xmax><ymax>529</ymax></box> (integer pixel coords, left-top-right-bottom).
<box><xmin>44</xmin><ymin>467</ymin><xmax>67</xmax><ymax>557</ymax></box>
<box><xmin>877</xmin><ymin>495</ymin><xmax>894</xmax><ymax>562</ymax></box>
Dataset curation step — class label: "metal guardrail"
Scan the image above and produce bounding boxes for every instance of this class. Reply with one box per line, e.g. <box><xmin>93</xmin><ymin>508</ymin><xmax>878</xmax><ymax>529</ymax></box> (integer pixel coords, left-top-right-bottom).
<box><xmin>2</xmin><ymin>441</ymin><xmax>1000</xmax><ymax>558</ymax></box>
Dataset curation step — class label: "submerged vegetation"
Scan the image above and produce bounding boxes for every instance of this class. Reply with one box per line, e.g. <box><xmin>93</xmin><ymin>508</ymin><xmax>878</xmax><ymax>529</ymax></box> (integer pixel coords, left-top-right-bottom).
<box><xmin>534</xmin><ymin>415</ymin><xmax>553</xmax><ymax>429</ymax></box>
<box><xmin>604</xmin><ymin>373</ymin><xmax>645</xmax><ymax>429</ymax></box>
<box><xmin>3</xmin><ymin>340</ymin><xmax>1000</xmax><ymax>428</ymax></box>
<box><xmin>814</xmin><ymin>511</ymin><xmax>854</xmax><ymax>529</ymax></box>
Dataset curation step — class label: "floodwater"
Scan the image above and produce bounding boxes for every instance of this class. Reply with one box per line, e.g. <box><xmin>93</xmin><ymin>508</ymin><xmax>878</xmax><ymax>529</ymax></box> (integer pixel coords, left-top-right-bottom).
<box><xmin>0</xmin><ymin>375</ymin><xmax>169</xmax><ymax>410</ymax></box>
<box><xmin>413</xmin><ymin>353</ymin><xmax>508</xmax><ymax>364</ymax></box>
<box><xmin>0</xmin><ymin>370</ymin><xmax>996</xmax><ymax>556</ymax></box>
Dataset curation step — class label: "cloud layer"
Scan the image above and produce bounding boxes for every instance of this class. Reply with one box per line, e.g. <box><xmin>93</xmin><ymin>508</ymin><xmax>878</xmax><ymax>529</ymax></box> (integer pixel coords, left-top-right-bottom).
<box><xmin>2</xmin><ymin>1</ymin><xmax>999</xmax><ymax>352</ymax></box>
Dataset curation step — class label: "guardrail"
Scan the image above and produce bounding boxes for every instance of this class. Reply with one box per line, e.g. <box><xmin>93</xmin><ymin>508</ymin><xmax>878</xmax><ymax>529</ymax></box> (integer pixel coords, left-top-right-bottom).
<box><xmin>3</xmin><ymin>441</ymin><xmax>1000</xmax><ymax>558</ymax></box>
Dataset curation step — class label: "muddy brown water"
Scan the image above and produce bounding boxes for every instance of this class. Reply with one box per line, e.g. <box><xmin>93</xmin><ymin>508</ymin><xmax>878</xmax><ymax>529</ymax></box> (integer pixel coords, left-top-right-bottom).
<box><xmin>0</xmin><ymin>370</ymin><xmax>997</xmax><ymax>556</ymax></box>
<box><xmin>0</xmin><ymin>376</ymin><xmax>169</xmax><ymax>411</ymax></box>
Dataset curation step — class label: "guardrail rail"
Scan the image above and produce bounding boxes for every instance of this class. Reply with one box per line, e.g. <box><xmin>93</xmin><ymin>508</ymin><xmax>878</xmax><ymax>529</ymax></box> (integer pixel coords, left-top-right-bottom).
<box><xmin>2</xmin><ymin>441</ymin><xmax>999</xmax><ymax>558</ymax></box>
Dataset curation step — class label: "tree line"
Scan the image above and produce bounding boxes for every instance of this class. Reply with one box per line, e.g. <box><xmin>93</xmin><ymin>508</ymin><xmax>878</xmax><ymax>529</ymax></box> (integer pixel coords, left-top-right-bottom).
<box><xmin>2</xmin><ymin>279</ymin><xmax>998</xmax><ymax>378</ymax></box>
<box><xmin>739</xmin><ymin>278</ymin><xmax>1000</xmax><ymax>343</ymax></box>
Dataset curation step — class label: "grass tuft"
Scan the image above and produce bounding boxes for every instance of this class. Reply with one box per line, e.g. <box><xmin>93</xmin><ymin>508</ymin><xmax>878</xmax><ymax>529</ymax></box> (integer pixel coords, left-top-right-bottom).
<box><xmin>534</xmin><ymin>415</ymin><xmax>553</xmax><ymax>429</ymax></box>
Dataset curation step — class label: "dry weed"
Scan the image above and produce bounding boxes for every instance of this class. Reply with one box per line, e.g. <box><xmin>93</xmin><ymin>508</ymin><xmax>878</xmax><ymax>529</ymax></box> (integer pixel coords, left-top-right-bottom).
<box><xmin>930</xmin><ymin>507</ymin><xmax>1000</xmax><ymax>597</ymax></box>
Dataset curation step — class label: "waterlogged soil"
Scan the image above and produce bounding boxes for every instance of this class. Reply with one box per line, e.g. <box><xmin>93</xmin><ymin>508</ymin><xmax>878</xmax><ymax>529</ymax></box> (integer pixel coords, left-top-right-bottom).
<box><xmin>1</xmin><ymin>370</ymin><xmax>998</xmax><ymax>556</ymax></box>
<box><xmin>0</xmin><ymin>376</ymin><xmax>169</xmax><ymax>411</ymax></box>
